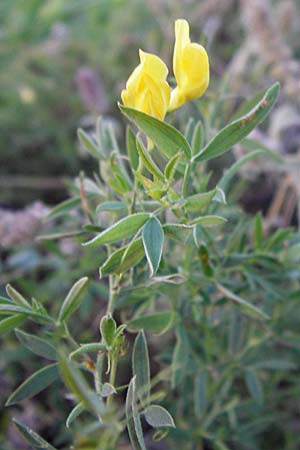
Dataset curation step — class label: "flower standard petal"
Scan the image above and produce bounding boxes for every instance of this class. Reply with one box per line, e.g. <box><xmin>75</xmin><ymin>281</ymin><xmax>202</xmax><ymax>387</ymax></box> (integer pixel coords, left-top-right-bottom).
<box><xmin>169</xmin><ymin>19</ymin><xmax>209</xmax><ymax>111</ymax></box>
<box><xmin>121</xmin><ymin>50</ymin><xmax>170</xmax><ymax>120</ymax></box>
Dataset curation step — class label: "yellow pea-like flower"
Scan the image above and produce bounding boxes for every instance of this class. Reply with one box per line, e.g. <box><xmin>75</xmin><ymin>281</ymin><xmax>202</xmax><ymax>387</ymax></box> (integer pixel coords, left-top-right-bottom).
<box><xmin>121</xmin><ymin>49</ymin><xmax>171</xmax><ymax>120</ymax></box>
<box><xmin>169</xmin><ymin>19</ymin><xmax>209</xmax><ymax>112</ymax></box>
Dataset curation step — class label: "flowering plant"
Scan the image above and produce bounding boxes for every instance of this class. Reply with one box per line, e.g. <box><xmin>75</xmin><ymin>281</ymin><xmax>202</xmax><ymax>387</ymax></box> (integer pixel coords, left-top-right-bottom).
<box><xmin>2</xmin><ymin>18</ymin><xmax>293</xmax><ymax>450</ymax></box>
<box><xmin>122</xmin><ymin>19</ymin><xmax>209</xmax><ymax>119</ymax></box>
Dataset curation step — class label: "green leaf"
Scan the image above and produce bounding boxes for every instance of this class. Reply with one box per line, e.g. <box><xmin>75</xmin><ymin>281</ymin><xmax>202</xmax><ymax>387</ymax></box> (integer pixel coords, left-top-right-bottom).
<box><xmin>66</xmin><ymin>402</ymin><xmax>85</xmax><ymax>428</ymax></box>
<box><xmin>47</xmin><ymin>196</ymin><xmax>81</xmax><ymax>219</ymax></box>
<box><xmin>254</xmin><ymin>212</ymin><xmax>263</xmax><ymax>249</ymax></box>
<box><xmin>0</xmin><ymin>304</ymin><xmax>53</xmax><ymax>323</ymax></box>
<box><xmin>136</xmin><ymin>137</ymin><xmax>164</xmax><ymax>180</ymax></box>
<box><xmin>96</xmin><ymin>200</ymin><xmax>127</xmax><ymax>212</ymax></box>
<box><xmin>128</xmin><ymin>311</ymin><xmax>173</xmax><ymax>334</ymax></box>
<box><xmin>150</xmin><ymin>274</ymin><xmax>186</xmax><ymax>285</ymax></box>
<box><xmin>6</xmin><ymin>363</ymin><xmax>59</xmax><ymax>405</ymax></box>
<box><xmin>245</xmin><ymin>369</ymin><xmax>263</xmax><ymax>406</ymax></box>
<box><xmin>13</xmin><ymin>419</ymin><xmax>57</xmax><ymax>449</ymax></box>
<box><xmin>185</xmin><ymin>189</ymin><xmax>217</xmax><ymax>212</ymax></box>
<box><xmin>144</xmin><ymin>405</ymin><xmax>175</xmax><ymax>428</ymax></box>
<box><xmin>142</xmin><ymin>217</ymin><xmax>164</xmax><ymax>277</ymax></box>
<box><xmin>127</xmin><ymin>126</ymin><xmax>139</xmax><ymax>171</ymax></box>
<box><xmin>0</xmin><ymin>296</ymin><xmax>14</xmax><ymax>305</ymax></box>
<box><xmin>100</xmin><ymin>315</ymin><xmax>116</xmax><ymax>347</ymax></box>
<box><xmin>100</xmin><ymin>238</ymin><xmax>145</xmax><ymax>277</ymax></box>
<box><xmin>191</xmin><ymin>121</ymin><xmax>204</xmax><ymax>155</ymax></box>
<box><xmin>218</xmin><ymin>149</ymin><xmax>265</xmax><ymax>194</ymax></box>
<box><xmin>83</xmin><ymin>213</ymin><xmax>150</xmax><ymax>247</ymax></box>
<box><xmin>184</xmin><ymin>117</ymin><xmax>195</xmax><ymax>144</ymax></box>
<box><xmin>164</xmin><ymin>152</ymin><xmax>181</xmax><ymax>180</ymax></box>
<box><xmin>194</xmin><ymin>371</ymin><xmax>208</xmax><ymax>418</ymax></box>
<box><xmin>250</xmin><ymin>359</ymin><xmax>296</xmax><ymax>370</ymax></box>
<box><xmin>0</xmin><ymin>314</ymin><xmax>26</xmax><ymax>335</ymax></box>
<box><xmin>58</xmin><ymin>277</ymin><xmax>89</xmax><ymax>322</ymax></box>
<box><xmin>78</xmin><ymin>128</ymin><xmax>100</xmax><ymax>158</ymax></box>
<box><xmin>75</xmin><ymin>176</ymin><xmax>104</xmax><ymax>196</ymax></box>
<box><xmin>119</xmin><ymin>104</ymin><xmax>191</xmax><ymax>160</ymax></box>
<box><xmin>217</xmin><ymin>284</ymin><xmax>269</xmax><ymax>320</ymax></box>
<box><xmin>172</xmin><ymin>326</ymin><xmax>189</xmax><ymax>388</ymax></box>
<box><xmin>58</xmin><ymin>351</ymin><xmax>104</xmax><ymax>417</ymax></box>
<box><xmin>193</xmin><ymin>82</ymin><xmax>280</xmax><ymax>162</ymax></box>
<box><xmin>126</xmin><ymin>376</ymin><xmax>147</xmax><ymax>450</ymax></box>
<box><xmin>163</xmin><ymin>223</ymin><xmax>193</xmax><ymax>243</ymax></box>
<box><xmin>69</xmin><ymin>343</ymin><xmax>106</xmax><ymax>360</ymax></box>
<box><xmin>190</xmin><ymin>215</ymin><xmax>227</xmax><ymax>227</ymax></box>
<box><xmin>6</xmin><ymin>284</ymin><xmax>30</xmax><ymax>308</ymax></box>
<box><xmin>15</xmin><ymin>329</ymin><xmax>57</xmax><ymax>360</ymax></box>
<box><xmin>133</xmin><ymin>331</ymin><xmax>150</xmax><ymax>407</ymax></box>
<box><xmin>198</xmin><ymin>244</ymin><xmax>214</xmax><ymax>278</ymax></box>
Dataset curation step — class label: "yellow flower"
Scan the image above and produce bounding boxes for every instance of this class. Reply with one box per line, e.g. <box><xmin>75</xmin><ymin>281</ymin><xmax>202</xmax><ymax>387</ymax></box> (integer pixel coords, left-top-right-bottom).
<box><xmin>169</xmin><ymin>19</ymin><xmax>209</xmax><ymax>112</ymax></box>
<box><xmin>121</xmin><ymin>49</ymin><xmax>171</xmax><ymax>120</ymax></box>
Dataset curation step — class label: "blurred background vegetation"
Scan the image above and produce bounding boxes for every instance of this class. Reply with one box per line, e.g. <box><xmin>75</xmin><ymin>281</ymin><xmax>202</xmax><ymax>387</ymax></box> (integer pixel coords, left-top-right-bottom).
<box><xmin>1</xmin><ymin>0</ymin><xmax>300</xmax><ymax>449</ymax></box>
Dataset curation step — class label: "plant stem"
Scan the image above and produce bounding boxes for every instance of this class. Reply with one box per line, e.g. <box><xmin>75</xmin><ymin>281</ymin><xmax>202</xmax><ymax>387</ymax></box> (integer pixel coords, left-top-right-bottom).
<box><xmin>107</xmin><ymin>354</ymin><xmax>117</xmax><ymax>407</ymax></box>
<box><xmin>182</xmin><ymin>163</ymin><xmax>191</xmax><ymax>197</ymax></box>
<box><xmin>107</xmin><ymin>275</ymin><xmax>115</xmax><ymax>315</ymax></box>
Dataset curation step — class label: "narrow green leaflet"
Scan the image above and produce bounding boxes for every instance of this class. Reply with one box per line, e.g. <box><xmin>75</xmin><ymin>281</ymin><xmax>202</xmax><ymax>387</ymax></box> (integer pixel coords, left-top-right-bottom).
<box><xmin>15</xmin><ymin>329</ymin><xmax>57</xmax><ymax>360</ymax></box>
<box><xmin>99</xmin><ymin>238</ymin><xmax>145</xmax><ymax>277</ymax></box>
<box><xmin>66</xmin><ymin>402</ymin><xmax>85</xmax><ymax>428</ymax></box>
<box><xmin>163</xmin><ymin>223</ymin><xmax>193</xmax><ymax>243</ymax></box>
<box><xmin>47</xmin><ymin>196</ymin><xmax>81</xmax><ymax>219</ymax></box>
<box><xmin>0</xmin><ymin>315</ymin><xmax>26</xmax><ymax>335</ymax></box>
<box><xmin>128</xmin><ymin>311</ymin><xmax>173</xmax><ymax>334</ymax></box>
<box><xmin>245</xmin><ymin>369</ymin><xmax>264</xmax><ymax>406</ymax></box>
<box><xmin>58</xmin><ymin>277</ymin><xmax>89</xmax><ymax>322</ymax></box>
<box><xmin>184</xmin><ymin>117</ymin><xmax>195</xmax><ymax>144</ymax></box>
<box><xmin>6</xmin><ymin>284</ymin><xmax>30</xmax><ymax>308</ymax></box>
<box><xmin>58</xmin><ymin>351</ymin><xmax>104</xmax><ymax>417</ymax></box>
<box><xmin>190</xmin><ymin>215</ymin><xmax>227</xmax><ymax>227</ymax></box>
<box><xmin>132</xmin><ymin>331</ymin><xmax>150</xmax><ymax>407</ymax></box>
<box><xmin>83</xmin><ymin>213</ymin><xmax>150</xmax><ymax>247</ymax></box>
<box><xmin>13</xmin><ymin>419</ymin><xmax>57</xmax><ymax>449</ymax></box>
<box><xmin>127</xmin><ymin>126</ymin><xmax>139</xmax><ymax>171</ymax></box>
<box><xmin>164</xmin><ymin>153</ymin><xmax>181</xmax><ymax>180</ymax></box>
<box><xmin>126</xmin><ymin>376</ymin><xmax>147</xmax><ymax>450</ymax></box>
<box><xmin>193</xmin><ymin>82</ymin><xmax>280</xmax><ymax>163</ymax></box>
<box><xmin>217</xmin><ymin>284</ymin><xmax>269</xmax><ymax>320</ymax></box>
<box><xmin>78</xmin><ymin>128</ymin><xmax>100</xmax><ymax>158</ymax></box>
<box><xmin>0</xmin><ymin>304</ymin><xmax>53</xmax><ymax>323</ymax></box>
<box><xmin>185</xmin><ymin>189</ymin><xmax>217</xmax><ymax>212</ymax></box>
<box><xmin>136</xmin><ymin>137</ymin><xmax>164</xmax><ymax>180</ymax></box>
<box><xmin>218</xmin><ymin>149</ymin><xmax>265</xmax><ymax>194</ymax></box>
<box><xmin>172</xmin><ymin>326</ymin><xmax>189</xmax><ymax>388</ymax></box>
<box><xmin>251</xmin><ymin>359</ymin><xmax>296</xmax><ymax>370</ymax></box>
<box><xmin>96</xmin><ymin>201</ymin><xmax>127</xmax><ymax>212</ymax></box>
<box><xmin>6</xmin><ymin>363</ymin><xmax>59</xmax><ymax>406</ymax></box>
<box><xmin>142</xmin><ymin>217</ymin><xmax>164</xmax><ymax>277</ymax></box>
<box><xmin>254</xmin><ymin>212</ymin><xmax>263</xmax><ymax>250</ymax></box>
<box><xmin>194</xmin><ymin>371</ymin><xmax>208</xmax><ymax>418</ymax></box>
<box><xmin>119</xmin><ymin>104</ymin><xmax>191</xmax><ymax>159</ymax></box>
<box><xmin>0</xmin><ymin>296</ymin><xmax>13</xmax><ymax>305</ymax></box>
<box><xmin>191</xmin><ymin>121</ymin><xmax>204</xmax><ymax>155</ymax></box>
<box><xmin>69</xmin><ymin>343</ymin><xmax>106</xmax><ymax>360</ymax></box>
<box><xmin>144</xmin><ymin>405</ymin><xmax>175</xmax><ymax>428</ymax></box>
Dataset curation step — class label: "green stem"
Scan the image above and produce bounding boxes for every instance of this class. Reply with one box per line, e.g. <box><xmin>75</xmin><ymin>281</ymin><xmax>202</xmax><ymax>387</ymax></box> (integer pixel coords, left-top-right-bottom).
<box><xmin>107</xmin><ymin>354</ymin><xmax>117</xmax><ymax>407</ymax></box>
<box><xmin>182</xmin><ymin>163</ymin><xmax>191</xmax><ymax>197</ymax></box>
<box><xmin>107</xmin><ymin>275</ymin><xmax>116</xmax><ymax>315</ymax></box>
